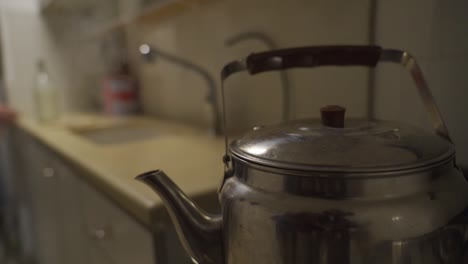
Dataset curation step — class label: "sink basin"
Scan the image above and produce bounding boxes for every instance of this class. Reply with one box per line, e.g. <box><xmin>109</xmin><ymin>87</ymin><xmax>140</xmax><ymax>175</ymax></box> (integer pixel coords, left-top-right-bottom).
<box><xmin>73</xmin><ymin>124</ymin><xmax>160</xmax><ymax>145</ymax></box>
<box><xmin>61</xmin><ymin>115</ymin><xmax>161</xmax><ymax>145</ymax></box>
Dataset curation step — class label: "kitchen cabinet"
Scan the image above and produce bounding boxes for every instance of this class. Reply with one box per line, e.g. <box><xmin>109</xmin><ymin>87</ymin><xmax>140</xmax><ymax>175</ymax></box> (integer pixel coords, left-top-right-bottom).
<box><xmin>41</xmin><ymin>0</ymin><xmax>214</xmax><ymax>40</ymax></box>
<box><xmin>21</xmin><ymin>131</ymin><xmax>65</xmax><ymax>264</ymax></box>
<box><xmin>10</xmin><ymin>128</ymin><xmax>189</xmax><ymax>264</ymax></box>
<box><xmin>80</xmin><ymin>178</ymin><xmax>156</xmax><ymax>264</ymax></box>
<box><xmin>13</xmin><ymin>129</ymin><xmax>91</xmax><ymax>264</ymax></box>
<box><xmin>40</xmin><ymin>0</ymin><xmax>116</xmax><ymax>14</ymax></box>
<box><xmin>55</xmin><ymin>160</ymin><xmax>91</xmax><ymax>264</ymax></box>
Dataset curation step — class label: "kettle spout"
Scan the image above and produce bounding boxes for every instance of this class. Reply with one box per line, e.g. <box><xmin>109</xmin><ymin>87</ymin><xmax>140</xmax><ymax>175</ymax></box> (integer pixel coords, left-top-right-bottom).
<box><xmin>136</xmin><ymin>170</ymin><xmax>223</xmax><ymax>264</ymax></box>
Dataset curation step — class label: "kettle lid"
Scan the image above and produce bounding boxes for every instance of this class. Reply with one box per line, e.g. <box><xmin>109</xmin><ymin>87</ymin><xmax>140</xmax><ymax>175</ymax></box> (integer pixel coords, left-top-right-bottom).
<box><xmin>230</xmin><ymin>106</ymin><xmax>454</xmax><ymax>173</ymax></box>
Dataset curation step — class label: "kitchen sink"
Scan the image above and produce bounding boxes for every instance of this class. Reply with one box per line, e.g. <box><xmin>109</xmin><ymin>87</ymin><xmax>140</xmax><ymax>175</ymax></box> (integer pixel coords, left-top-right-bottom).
<box><xmin>72</xmin><ymin>124</ymin><xmax>160</xmax><ymax>145</ymax></box>
<box><xmin>62</xmin><ymin>116</ymin><xmax>161</xmax><ymax>145</ymax></box>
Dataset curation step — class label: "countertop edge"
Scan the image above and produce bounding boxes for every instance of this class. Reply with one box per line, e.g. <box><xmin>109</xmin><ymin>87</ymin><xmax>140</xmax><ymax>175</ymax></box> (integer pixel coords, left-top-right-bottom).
<box><xmin>14</xmin><ymin>117</ymin><xmax>221</xmax><ymax>230</ymax></box>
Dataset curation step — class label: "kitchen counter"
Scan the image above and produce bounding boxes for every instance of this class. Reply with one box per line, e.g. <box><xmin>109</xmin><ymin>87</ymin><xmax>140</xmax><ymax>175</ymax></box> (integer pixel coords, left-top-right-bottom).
<box><xmin>16</xmin><ymin>114</ymin><xmax>225</xmax><ymax>229</ymax></box>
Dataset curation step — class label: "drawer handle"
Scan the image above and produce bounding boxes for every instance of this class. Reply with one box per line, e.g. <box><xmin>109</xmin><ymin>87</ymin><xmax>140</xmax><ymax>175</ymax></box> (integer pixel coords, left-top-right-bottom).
<box><xmin>42</xmin><ymin>167</ymin><xmax>55</xmax><ymax>178</ymax></box>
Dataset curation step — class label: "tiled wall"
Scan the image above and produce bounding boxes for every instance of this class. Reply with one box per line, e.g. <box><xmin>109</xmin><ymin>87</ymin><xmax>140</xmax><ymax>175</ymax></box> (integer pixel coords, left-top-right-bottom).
<box><xmin>4</xmin><ymin>0</ymin><xmax>466</xmax><ymax>163</ymax></box>
<box><xmin>126</xmin><ymin>0</ymin><xmax>373</xmax><ymax>132</ymax></box>
<box><xmin>373</xmin><ymin>0</ymin><xmax>468</xmax><ymax>165</ymax></box>
<box><xmin>2</xmin><ymin>0</ymin><xmax>372</xmax><ymax>133</ymax></box>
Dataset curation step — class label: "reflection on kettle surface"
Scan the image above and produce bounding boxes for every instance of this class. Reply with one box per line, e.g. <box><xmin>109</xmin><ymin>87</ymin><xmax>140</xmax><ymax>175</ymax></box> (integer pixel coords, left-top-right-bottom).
<box><xmin>274</xmin><ymin>211</ymin><xmax>355</xmax><ymax>264</ymax></box>
<box><xmin>273</xmin><ymin>210</ymin><xmax>468</xmax><ymax>264</ymax></box>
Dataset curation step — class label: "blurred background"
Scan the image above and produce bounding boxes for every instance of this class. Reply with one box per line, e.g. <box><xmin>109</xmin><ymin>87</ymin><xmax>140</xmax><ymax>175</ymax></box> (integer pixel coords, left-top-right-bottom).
<box><xmin>1</xmin><ymin>0</ymin><xmax>467</xmax><ymax>154</ymax></box>
<box><xmin>0</xmin><ymin>0</ymin><xmax>467</xmax><ymax>263</ymax></box>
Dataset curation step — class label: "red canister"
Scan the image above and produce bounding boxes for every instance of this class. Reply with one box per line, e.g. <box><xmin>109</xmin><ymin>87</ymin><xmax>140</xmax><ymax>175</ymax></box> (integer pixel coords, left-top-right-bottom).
<box><xmin>101</xmin><ymin>64</ymin><xmax>139</xmax><ymax>115</ymax></box>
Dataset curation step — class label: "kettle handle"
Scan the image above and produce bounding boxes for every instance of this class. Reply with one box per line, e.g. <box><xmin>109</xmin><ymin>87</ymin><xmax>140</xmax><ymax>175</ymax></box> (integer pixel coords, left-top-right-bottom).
<box><xmin>220</xmin><ymin>46</ymin><xmax>452</xmax><ymax>146</ymax></box>
<box><xmin>245</xmin><ymin>45</ymin><xmax>382</xmax><ymax>74</ymax></box>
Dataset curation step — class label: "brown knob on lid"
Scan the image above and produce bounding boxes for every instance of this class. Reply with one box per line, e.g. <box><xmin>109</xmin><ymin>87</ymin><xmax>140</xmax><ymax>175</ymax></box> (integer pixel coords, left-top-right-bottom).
<box><xmin>321</xmin><ymin>105</ymin><xmax>346</xmax><ymax>128</ymax></box>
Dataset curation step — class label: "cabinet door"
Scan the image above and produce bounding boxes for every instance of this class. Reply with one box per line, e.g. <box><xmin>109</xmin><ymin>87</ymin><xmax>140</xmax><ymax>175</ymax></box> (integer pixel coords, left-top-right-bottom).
<box><xmin>23</xmin><ymin>138</ymin><xmax>64</xmax><ymax>264</ymax></box>
<box><xmin>55</xmin><ymin>160</ymin><xmax>91</xmax><ymax>264</ymax></box>
<box><xmin>80</xmin><ymin>182</ymin><xmax>156</xmax><ymax>264</ymax></box>
<box><xmin>7</xmin><ymin>130</ymin><xmax>35</xmax><ymax>261</ymax></box>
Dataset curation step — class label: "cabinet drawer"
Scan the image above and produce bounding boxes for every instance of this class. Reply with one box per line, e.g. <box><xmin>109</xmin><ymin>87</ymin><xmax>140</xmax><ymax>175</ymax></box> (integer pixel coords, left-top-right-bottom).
<box><xmin>80</xmin><ymin>181</ymin><xmax>156</xmax><ymax>264</ymax></box>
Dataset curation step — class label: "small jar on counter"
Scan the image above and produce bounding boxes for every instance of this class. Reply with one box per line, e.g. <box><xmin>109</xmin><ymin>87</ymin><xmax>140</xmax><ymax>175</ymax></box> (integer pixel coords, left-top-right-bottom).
<box><xmin>101</xmin><ymin>63</ymin><xmax>140</xmax><ymax>116</ymax></box>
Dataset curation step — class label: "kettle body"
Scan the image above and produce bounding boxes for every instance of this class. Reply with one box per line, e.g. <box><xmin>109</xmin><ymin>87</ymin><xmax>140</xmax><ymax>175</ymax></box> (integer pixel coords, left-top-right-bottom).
<box><xmin>136</xmin><ymin>46</ymin><xmax>468</xmax><ymax>264</ymax></box>
<box><xmin>221</xmin><ymin>157</ymin><xmax>468</xmax><ymax>264</ymax></box>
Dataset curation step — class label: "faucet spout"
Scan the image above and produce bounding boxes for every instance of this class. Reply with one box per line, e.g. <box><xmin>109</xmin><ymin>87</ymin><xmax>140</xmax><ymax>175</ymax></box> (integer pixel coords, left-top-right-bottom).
<box><xmin>136</xmin><ymin>170</ymin><xmax>223</xmax><ymax>264</ymax></box>
<box><xmin>139</xmin><ymin>44</ymin><xmax>222</xmax><ymax>135</ymax></box>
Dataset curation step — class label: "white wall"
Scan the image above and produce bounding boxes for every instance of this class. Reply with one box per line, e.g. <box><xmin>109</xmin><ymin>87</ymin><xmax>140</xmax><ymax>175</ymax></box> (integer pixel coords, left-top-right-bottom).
<box><xmin>0</xmin><ymin>0</ymin><xmax>118</xmax><ymax>117</ymax></box>
<box><xmin>0</xmin><ymin>0</ymin><xmax>39</xmax><ymax>11</ymax></box>
<box><xmin>373</xmin><ymin>0</ymin><xmax>468</xmax><ymax>166</ymax></box>
<box><xmin>0</xmin><ymin>0</ymin><xmax>43</xmax><ymax>116</ymax></box>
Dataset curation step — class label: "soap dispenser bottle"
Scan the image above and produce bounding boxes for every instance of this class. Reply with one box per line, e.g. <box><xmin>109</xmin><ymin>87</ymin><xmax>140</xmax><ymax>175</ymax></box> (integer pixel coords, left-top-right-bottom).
<box><xmin>34</xmin><ymin>60</ymin><xmax>59</xmax><ymax>123</ymax></box>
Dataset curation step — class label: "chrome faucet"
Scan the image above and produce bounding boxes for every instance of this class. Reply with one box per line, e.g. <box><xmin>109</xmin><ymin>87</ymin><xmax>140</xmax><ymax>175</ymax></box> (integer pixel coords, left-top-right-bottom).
<box><xmin>139</xmin><ymin>44</ymin><xmax>222</xmax><ymax>135</ymax></box>
<box><xmin>225</xmin><ymin>31</ymin><xmax>291</xmax><ymax>121</ymax></box>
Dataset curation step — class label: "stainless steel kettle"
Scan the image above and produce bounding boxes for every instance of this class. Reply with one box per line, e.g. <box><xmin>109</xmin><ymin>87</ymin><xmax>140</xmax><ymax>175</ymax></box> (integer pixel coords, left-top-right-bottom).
<box><xmin>136</xmin><ymin>46</ymin><xmax>468</xmax><ymax>264</ymax></box>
